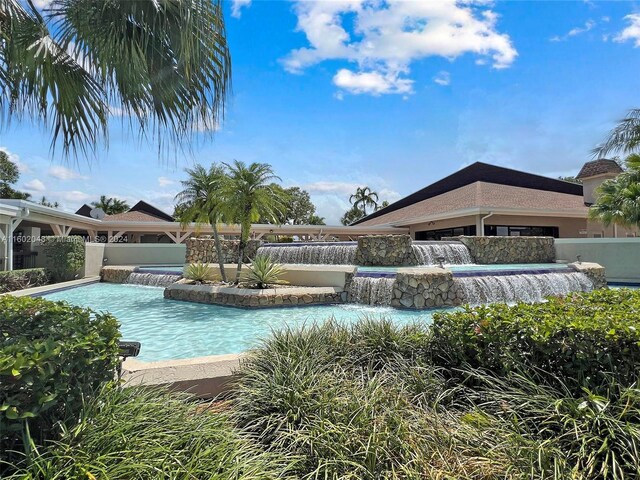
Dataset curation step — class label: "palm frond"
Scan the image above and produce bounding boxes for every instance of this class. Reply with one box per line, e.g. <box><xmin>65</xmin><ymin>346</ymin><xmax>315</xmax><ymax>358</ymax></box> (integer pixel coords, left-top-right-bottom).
<box><xmin>593</xmin><ymin>109</ymin><xmax>640</xmax><ymax>158</ymax></box>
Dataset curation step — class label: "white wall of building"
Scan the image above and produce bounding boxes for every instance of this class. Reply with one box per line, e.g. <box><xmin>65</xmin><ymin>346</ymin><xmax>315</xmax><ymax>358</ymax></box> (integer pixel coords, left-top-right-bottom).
<box><xmin>102</xmin><ymin>243</ymin><xmax>186</xmax><ymax>266</ymax></box>
<box><xmin>555</xmin><ymin>238</ymin><xmax>640</xmax><ymax>283</ymax></box>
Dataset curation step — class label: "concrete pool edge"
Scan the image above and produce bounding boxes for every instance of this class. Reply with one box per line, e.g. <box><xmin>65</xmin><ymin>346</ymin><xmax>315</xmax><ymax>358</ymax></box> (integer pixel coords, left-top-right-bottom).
<box><xmin>7</xmin><ymin>276</ymin><xmax>101</xmax><ymax>297</ymax></box>
<box><xmin>122</xmin><ymin>353</ymin><xmax>244</xmax><ymax>398</ymax></box>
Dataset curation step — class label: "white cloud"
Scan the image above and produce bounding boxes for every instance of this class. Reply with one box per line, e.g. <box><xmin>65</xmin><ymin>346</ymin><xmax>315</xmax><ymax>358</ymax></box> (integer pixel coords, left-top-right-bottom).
<box><xmin>304</xmin><ymin>180</ymin><xmax>362</xmax><ymax>195</ymax></box>
<box><xmin>615</xmin><ymin>14</ymin><xmax>640</xmax><ymax>47</ymax></box>
<box><xmin>333</xmin><ymin>69</ymin><xmax>413</xmax><ymax>96</ymax></box>
<box><xmin>33</xmin><ymin>0</ymin><xmax>53</xmax><ymax>8</ymax></box>
<box><xmin>433</xmin><ymin>71</ymin><xmax>451</xmax><ymax>86</ymax></box>
<box><xmin>48</xmin><ymin>165</ymin><xmax>88</xmax><ymax>180</ymax></box>
<box><xmin>282</xmin><ymin>0</ymin><xmax>516</xmax><ymax>96</ymax></box>
<box><xmin>231</xmin><ymin>0</ymin><xmax>251</xmax><ymax>18</ymax></box>
<box><xmin>550</xmin><ymin>19</ymin><xmax>596</xmax><ymax>42</ymax></box>
<box><xmin>158</xmin><ymin>176</ymin><xmax>176</xmax><ymax>187</ymax></box>
<box><xmin>57</xmin><ymin>190</ymin><xmax>92</xmax><ymax>202</ymax></box>
<box><xmin>24</xmin><ymin>179</ymin><xmax>46</xmax><ymax>192</ymax></box>
<box><xmin>0</xmin><ymin>147</ymin><xmax>30</xmax><ymax>173</ymax></box>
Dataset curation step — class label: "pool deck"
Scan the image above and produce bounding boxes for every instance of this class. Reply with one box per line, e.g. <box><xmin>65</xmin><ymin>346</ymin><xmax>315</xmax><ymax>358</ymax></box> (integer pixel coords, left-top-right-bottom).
<box><xmin>7</xmin><ymin>276</ymin><xmax>100</xmax><ymax>297</ymax></box>
<box><xmin>123</xmin><ymin>353</ymin><xmax>243</xmax><ymax>398</ymax></box>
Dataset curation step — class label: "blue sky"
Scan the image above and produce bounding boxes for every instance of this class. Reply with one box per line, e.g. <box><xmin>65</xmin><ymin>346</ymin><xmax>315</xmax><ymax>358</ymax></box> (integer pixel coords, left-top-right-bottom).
<box><xmin>2</xmin><ymin>0</ymin><xmax>640</xmax><ymax>224</ymax></box>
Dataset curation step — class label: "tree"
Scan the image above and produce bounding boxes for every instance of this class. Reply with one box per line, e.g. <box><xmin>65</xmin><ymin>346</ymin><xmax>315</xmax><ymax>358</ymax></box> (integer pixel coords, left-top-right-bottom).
<box><xmin>175</xmin><ymin>164</ymin><xmax>229</xmax><ymax>282</ymax></box>
<box><xmin>376</xmin><ymin>200</ymin><xmax>390</xmax><ymax>211</ymax></box>
<box><xmin>91</xmin><ymin>196</ymin><xmax>129</xmax><ymax>215</ymax></box>
<box><xmin>341</xmin><ymin>205</ymin><xmax>365</xmax><ymax>226</ymax></box>
<box><xmin>589</xmin><ymin>154</ymin><xmax>640</xmax><ymax>229</ymax></box>
<box><xmin>349</xmin><ymin>186</ymin><xmax>378</xmax><ymax>216</ymax></box>
<box><xmin>558</xmin><ymin>176</ymin><xmax>582</xmax><ymax>184</ymax></box>
<box><xmin>261</xmin><ymin>185</ymin><xmax>322</xmax><ymax>225</ymax></box>
<box><xmin>307</xmin><ymin>214</ymin><xmax>326</xmax><ymax>225</ymax></box>
<box><xmin>0</xmin><ymin>151</ymin><xmax>30</xmax><ymax>199</ymax></box>
<box><xmin>594</xmin><ymin>109</ymin><xmax>640</xmax><ymax>157</ymax></box>
<box><xmin>39</xmin><ymin>196</ymin><xmax>59</xmax><ymax>208</ymax></box>
<box><xmin>222</xmin><ymin>161</ymin><xmax>287</xmax><ymax>283</ymax></box>
<box><xmin>0</xmin><ymin>0</ymin><xmax>230</xmax><ymax>156</ymax></box>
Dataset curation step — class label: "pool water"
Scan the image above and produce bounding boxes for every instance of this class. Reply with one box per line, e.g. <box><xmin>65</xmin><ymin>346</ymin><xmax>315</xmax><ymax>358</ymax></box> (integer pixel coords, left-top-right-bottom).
<box><xmin>42</xmin><ymin>283</ymin><xmax>441</xmax><ymax>362</ymax></box>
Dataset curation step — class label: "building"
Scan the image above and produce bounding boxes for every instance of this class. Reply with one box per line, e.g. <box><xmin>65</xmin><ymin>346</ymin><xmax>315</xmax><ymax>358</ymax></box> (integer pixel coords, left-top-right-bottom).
<box><xmin>0</xmin><ymin>199</ymin><xmax>403</xmax><ymax>271</ymax></box>
<box><xmin>354</xmin><ymin>161</ymin><xmax>638</xmax><ymax>239</ymax></box>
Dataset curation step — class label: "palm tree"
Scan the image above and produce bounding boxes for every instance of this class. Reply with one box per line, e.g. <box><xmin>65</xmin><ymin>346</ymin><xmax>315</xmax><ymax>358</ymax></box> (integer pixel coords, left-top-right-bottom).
<box><xmin>175</xmin><ymin>164</ymin><xmax>228</xmax><ymax>282</ymax></box>
<box><xmin>91</xmin><ymin>196</ymin><xmax>129</xmax><ymax>215</ymax></box>
<box><xmin>39</xmin><ymin>196</ymin><xmax>59</xmax><ymax>208</ymax></box>
<box><xmin>589</xmin><ymin>154</ymin><xmax>640</xmax><ymax>229</ymax></box>
<box><xmin>594</xmin><ymin>109</ymin><xmax>640</xmax><ymax>157</ymax></box>
<box><xmin>349</xmin><ymin>186</ymin><xmax>379</xmax><ymax>216</ymax></box>
<box><xmin>222</xmin><ymin>161</ymin><xmax>287</xmax><ymax>283</ymax></box>
<box><xmin>0</xmin><ymin>0</ymin><xmax>230</xmax><ymax>156</ymax></box>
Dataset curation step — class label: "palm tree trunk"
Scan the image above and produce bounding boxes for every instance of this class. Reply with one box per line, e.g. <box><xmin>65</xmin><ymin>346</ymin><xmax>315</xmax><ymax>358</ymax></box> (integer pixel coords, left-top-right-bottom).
<box><xmin>235</xmin><ymin>240</ymin><xmax>245</xmax><ymax>284</ymax></box>
<box><xmin>211</xmin><ymin>223</ymin><xmax>227</xmax><ymax>283</ymax></box>
<box><xmin>234</xmin><ymin>224</ymin><xmax>249</xmax><ymax>284</ymax></box>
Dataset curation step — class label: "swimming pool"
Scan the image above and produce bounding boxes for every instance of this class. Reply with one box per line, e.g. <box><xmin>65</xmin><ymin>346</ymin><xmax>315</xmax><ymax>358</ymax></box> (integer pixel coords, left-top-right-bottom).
<box><xmin>42</xmin><ymin>283</ymin><xmax>441</xmax><ymax>362</ymax></box>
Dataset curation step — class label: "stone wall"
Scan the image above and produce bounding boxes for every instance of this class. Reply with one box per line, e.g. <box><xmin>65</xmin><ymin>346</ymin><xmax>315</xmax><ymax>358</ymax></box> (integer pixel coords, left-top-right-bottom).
<box><xmin>390</xmin><ymin>268</ymin><xmax>462</xmax><ymax>309</ymax></box>
<box><xmin>448</xmin><ymin>236</ymin><xmax>556</xmax><ymax>264</ymax></box>
<box><xmin>101</xmin><ymin>266</ymin><xmax>135</xmax><ymax>283</ymax></box>
<box><xmin>185</xmin><ymin>238</ymin><xmax>261</xmax><ymax>264</ymax></box>
<box><xmin>354</xmin><ymin>235</ymin><xmax>417</xmax><ymax>266</ymax></box>
<box><xmin>164</xmin><ymin>282</ymin><xmax>346</xmax><ymax>307</ymax></box>
<box><xmin>570</xmin><ymin>262</ymin><xmax>608</xmax><ymax>290</ymax></box>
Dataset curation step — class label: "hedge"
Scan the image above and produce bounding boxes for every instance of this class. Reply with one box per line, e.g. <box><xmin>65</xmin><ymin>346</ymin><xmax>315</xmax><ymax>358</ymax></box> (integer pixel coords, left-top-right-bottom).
<box><xmin>430</xmin><ymin>288</ymin><xmax>640</xmax><ymax>391</ymax></box>
<box><xmin>40</xmin><ymin>236</ymin><xmax>85</xmax><ymax>282</ymax></box>
<box><xmin>0</xmin><ymin>268</ymin><xmax>48</xmax><ymax>293</ymax></box>
<box><xmin>0</xmin><ymin>295</ymin><xmax>120</xmax><ymax>460</ymax></box>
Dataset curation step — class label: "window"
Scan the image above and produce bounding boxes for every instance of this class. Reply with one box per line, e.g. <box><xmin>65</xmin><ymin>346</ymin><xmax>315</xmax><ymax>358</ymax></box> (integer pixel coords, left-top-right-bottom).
<box><xmin>484</xmin><ymin>225</ymin><xmax>559</xmax><ymax>238</ymax></box>
<box><xmin>415</xmin><ymin>225</ymin><xmax>476</xmax><ymax>240</ymax></box>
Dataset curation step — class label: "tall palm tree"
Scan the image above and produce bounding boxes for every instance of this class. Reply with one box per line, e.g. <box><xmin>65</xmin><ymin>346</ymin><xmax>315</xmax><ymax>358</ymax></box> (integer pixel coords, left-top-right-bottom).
<box><xmin>175</xmin><ymin>164</ymin><xmax>228</xmax><ymax>282</ymax></box>
<box><xmin>589</xmin><ymin>154</ymin><xmax>640</xmax><ymax>229</ymax></box>
<box><xmin>349</xmin><ymin>186</ymin><xmax>379</xmax><ymax>216</ymax></box>
<box><xmin>594</xmin><ymin>109</ymin><xmax>640</xmax><ymax>157</ymax></box>
<box><xmin>91</xmin><ymin>195</ymin><xmax>129</xmax><ymax>215</ymax></box>
<box><xmin>0</xmin><ymin>0</ymin><xmax>230</xmax><ymax>156</ymax></box>
<box><xmin>222</xmin><ymin>161</ymin><xmax>287</xmax><ymax>283</ymax></box>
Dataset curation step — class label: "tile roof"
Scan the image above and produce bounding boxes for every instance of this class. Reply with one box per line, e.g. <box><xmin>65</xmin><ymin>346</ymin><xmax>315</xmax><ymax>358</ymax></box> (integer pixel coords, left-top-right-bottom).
<box><xmin>576</xmin><ymin>159</ymin><xmax>623</xmax><ymax>179</ymax></box>
<box><xmin>357</xmin><ymin>182</ymin><xmax>589</xmax><ymax>226</ymax></box>
<box><xmin>353</xmin><ymin>161</ymin><xmax>583</xmax><ymax>225</ymax></box>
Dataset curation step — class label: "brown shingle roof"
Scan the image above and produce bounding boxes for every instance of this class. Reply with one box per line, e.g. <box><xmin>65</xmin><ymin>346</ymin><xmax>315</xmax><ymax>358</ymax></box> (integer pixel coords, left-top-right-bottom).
<box><xmin>576</xmin><ymin>159</ymin><xmax>623</xmax><ymax>179</ymax></box>
<box><xmin>357</xmin><ymin>181</ymin><xmax>588</xmax><ymax>226</ymax></box>
<box><xmin>104</xmin><ymin>211</ymin><xmax>172</xmax><ymax>222</ymax></box>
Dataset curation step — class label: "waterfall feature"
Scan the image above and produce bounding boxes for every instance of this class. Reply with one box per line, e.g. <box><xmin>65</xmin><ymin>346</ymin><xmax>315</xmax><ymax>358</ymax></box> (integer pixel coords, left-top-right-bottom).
<box><xmin>126</xmin><ymin>272</ymin><xmax>181</xmax><ymax>287</ymax></box>
<box><xmin>456</xmin><ymin>272</ymin><xmax>593</xmax><ymax>305</ymax></box>
<box><xmin>348</xmin><ymin>276</ymin><xmax>395</xmax><ymax>306</ymax></box>
<box><xmin>412</xmin><ymin>241</ymin><xmax>474</xmax><ymax>265</ymax></box>
<box><xmin>257</xmin><ymin>243</ymin><xmax>357</xmax><ymax>265</ymax></box>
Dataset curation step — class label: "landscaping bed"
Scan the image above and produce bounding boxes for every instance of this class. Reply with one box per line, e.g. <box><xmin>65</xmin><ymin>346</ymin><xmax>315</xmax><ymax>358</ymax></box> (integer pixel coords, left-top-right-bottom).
<box><xmin>3</xmin><ymin>289</ymin><xmax>640</xmax><ymax>479</ymax></box>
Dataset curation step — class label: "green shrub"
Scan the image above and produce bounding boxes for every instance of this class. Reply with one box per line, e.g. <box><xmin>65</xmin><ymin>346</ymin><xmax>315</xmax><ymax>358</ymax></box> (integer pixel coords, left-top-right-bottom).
<box><xmin>184</xmin><ymin>262</ymin><xmax>219</xmax><ymax>282</ymax></box>
<box><xmin>0</xmin><ymin>268</ymin><xmax>48</xmax><ymax>293</ymax></box>
<box><xmin>233</xmin><ymin>320</ymin><xmax>541</xmax><ymax>479</ymax></box>
<box><xmin>430</xmin><ymin>288</ymin><xmax>640</xmax><ymax>392</ymax></box>
<box><xmin>242</xmin><ymin>254</ymin><xmax>288</xmax><ymax>289</ymax></box>
<box><xmin>40</xmin><ymin>236</ymin><xmax>85</xmax><ymax>282</ymax></box>
<box><xmin>6</xmin><ymin>387</ymin><xmax>288</xmax><ymax>479</ymax></box>
<box><xmin>0</xmin><ymin>295</ymin><xmax>120</xmax><ymax>460</ymax></box>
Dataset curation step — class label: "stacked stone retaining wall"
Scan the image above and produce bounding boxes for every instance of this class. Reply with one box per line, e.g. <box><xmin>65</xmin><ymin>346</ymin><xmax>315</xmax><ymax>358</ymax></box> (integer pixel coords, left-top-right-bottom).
<box><xmin>391</xmin><ymin>268</ymin><xmax>462</xmax><ymax>308</ymax></box>
<box><xmin>164</xmin><ymin>283</ymin><xmax>346</xmax><ymax>307</ymax></box>
<box><xmin>101</xmin><ymin>266</ymin><xmax>135</xmax><ymax>283</ymax></box>
<box><xmin>446</xmin><ymin>236</ymin><xmax>556</xmax><ymax>264</ymax></box>
<box><xmin>354</xmin><ymin>235</ymin><xmax>417</xmax><ymax>266</ymax></box>
<box><xmin>185</xmin><ymin>238</ymin><xmax>261</xmax><ymax>264</ymax></box>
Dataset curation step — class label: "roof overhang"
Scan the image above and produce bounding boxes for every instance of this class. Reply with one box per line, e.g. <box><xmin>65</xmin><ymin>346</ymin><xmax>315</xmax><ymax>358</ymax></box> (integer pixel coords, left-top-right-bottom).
<box><xmin>389</xmin><ymin>207</ymin><xmax>589</xmax><ymax>227</ymax></box>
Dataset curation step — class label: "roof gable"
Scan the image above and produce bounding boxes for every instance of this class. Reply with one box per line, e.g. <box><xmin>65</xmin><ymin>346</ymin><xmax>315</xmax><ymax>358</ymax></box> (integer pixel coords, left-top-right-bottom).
<box><xmin>128</xmin><ymin>200</ymin><xmax>174</xmax><ymax>222</ymax></box>
<box><xmin>353</xmin><ymin>162</ymin><xmax>584</xmax><ymax>225</ymax></box>
<box><xmin>576</xmin><ymin>159</ymin><xmax>623</xmax><ymax>179</ymax></box>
